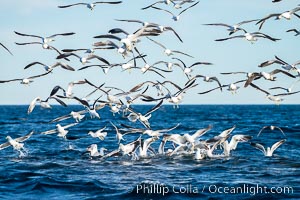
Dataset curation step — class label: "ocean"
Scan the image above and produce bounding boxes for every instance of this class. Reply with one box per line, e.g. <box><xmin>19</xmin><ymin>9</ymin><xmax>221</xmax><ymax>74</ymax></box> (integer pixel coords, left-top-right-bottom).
<box><xmin>0</xmin><ymin>105</ymin><xmax>299</xmax><ymax>200</ymax></box>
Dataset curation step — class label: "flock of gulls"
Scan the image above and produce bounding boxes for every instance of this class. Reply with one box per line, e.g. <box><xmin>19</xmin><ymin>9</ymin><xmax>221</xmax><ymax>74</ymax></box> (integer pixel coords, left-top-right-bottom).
<box><xmin>0</xmin><ymin>1</ymin><xmax>298</xmax><ymax>160</ymax></box>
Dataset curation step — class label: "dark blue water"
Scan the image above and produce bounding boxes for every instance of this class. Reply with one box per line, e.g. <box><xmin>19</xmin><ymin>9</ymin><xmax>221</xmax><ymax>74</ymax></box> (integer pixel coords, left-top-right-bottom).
<box><xmin>0</xmin><ymin>105</ymin><xmax>299</xmax><ymax>199</ymax></box>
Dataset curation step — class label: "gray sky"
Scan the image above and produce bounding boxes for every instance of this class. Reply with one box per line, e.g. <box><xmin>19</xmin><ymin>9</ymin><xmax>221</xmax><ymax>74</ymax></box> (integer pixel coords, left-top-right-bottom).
<box><xmin>0</xmin><ymin>0</ymin><xmax>299</xmax><ymax>105</ymax></box>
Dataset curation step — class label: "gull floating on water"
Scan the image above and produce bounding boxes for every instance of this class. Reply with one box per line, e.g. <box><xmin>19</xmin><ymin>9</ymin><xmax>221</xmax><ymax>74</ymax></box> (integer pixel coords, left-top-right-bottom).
<box><xmin>223</xmin><ymin>135</ymin><xmax>252</xmax><ymax>156</ymax></box>
<box><xmin>119</xmin><ymin>137</ymin><xmax>141</xmax><ymax>159</ymax></box>
<box><xmin>86</xmin><ymin>144</ymin><xmax>107</xmax><ymax>157</ymax></box>
<box><xmin>251</xmin><ymin>139</ymin><xmax>286</xmax><ymax>157</ymax></box>
<box><xmin>139</xmin><ymin>137</ymin><xmax>159</xmax><ymax>157</ymax></box>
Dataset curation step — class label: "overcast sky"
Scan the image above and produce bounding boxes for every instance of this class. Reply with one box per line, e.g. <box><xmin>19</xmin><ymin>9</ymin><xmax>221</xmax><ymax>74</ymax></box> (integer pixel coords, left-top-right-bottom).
<box><xmin>0</xmin><ymin>0</ymin><xmax>299</xmax><ymax>105</ymax></box>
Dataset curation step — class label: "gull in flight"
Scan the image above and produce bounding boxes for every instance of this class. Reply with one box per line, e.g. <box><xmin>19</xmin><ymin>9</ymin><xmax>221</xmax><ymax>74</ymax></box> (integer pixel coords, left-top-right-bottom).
<box><xmin>115</xmin><ymin>19</ymin><xmax>183</xmax><ymax>42</ymax></box>
<box><xmin>24</xmin><ymin>61</ymin><xmax>75</xmax><ymax>72</ymax></box>
<box><xmin>141</xmin><ymin>79</ymin><xmax>198</xmax><ymax>108</ymax></box>
<box><xmin>127</xmin><ymin>100</ymin><xmax>163</xmax><ymax>128</ymax></box>
<box><xmin>257</xmin><ymin>125</ymin><xmax>286</xmax><ymax>137</ymax></box>
<box><xmin>56</xmin><ymin>80</ymin><xmax>87</xmax><ymax>99</ymax></box>
<box><xmin>244</xmin><ymin>69</ymin><xmax>296</xmax><ymax>87</ymax></box>
<box><xmin>41</xmin><ymin>123</ymin><xmax>78</xmax><ymax>139</ymax></box>
<box><xmin>142</xmin><ymin>0</ymin><xmax>174</xmax><ymax>9</ymax></box>
<box><xmin>0</xmin><ymin>131</ymin><xmax>34</xmax><ymax>156</ymax></box>
<box><xmin>269</xmin><ymin>80</ymin><xmax>300</xmax><ymax>93</ymax></box>
<box><xmin>142</xmin><ymin>0</ymin><xmax>196</xmax><ymax>10</ymax></box>
<box><xmin>251</xmin><ymin>139</ymin><xmax>286</xmax><ymax>157</ymax></box>
<box><xmin>187</xmin><ymin>74</ymin><xmax>222</xmax><ymax>91</ymax></box>
<box><xmin>0</xmin><ymin>71</ymin><xmax>51</xmax><ymax>85</ymax></box>
<box><xmin>94</xmin><ymin>27</ymin><xmax>160</xmax><ymax>52</ymax></box>
<box><xmin>93</xmin><ymin>40</ymin><xmax>128</xmax><ymax>57</ymax></box>
<box><xmin>86</xmin><ymin>144</ymin><xmax>107</xmax><ymax>157</ymax></box>
<box><xmin>150</xmin><ymin>1</ymin><xmax>200</xmax><ymax>21</ymax></box>
<box><xmin>62</xmin><ymin>47</ymin><xmax>112</xmax><ymax>55</ymax></box>
<box><xmin>271</xmin><ymin>56</ymin><xmax>300</xmax><ymax>76</ymax></box>
<box><xmin>203</xmin><ymin>19</ymin><xmax>258</xmax><ymax>35</ymax></box>
<box><xmin>129</xmin><ymin>80</ymin><xmax>182</xmax><ymax>97</ymax></box>
<box><xmin>56</xmin><ymin>53</ymin><xmax>110</xmax><ymax>65</ymax></box>
<box><xmin>172</xmin><ymin>57</ymin><xmax>213</xmax><ymax>78</ymax></box>
<box><xmin>74</xmin><ymin>96</ymin><xmax>102</xmax><ymax>119</ymax></box>
<box><xmin>259</xmin><ymin>56</ymin><xmax>300</xmax><ymax>76</ymax></box>
<box><xmin>249</xmin><ymin>83</ymin><xmax>300</xmax><ymax>104</ymax></box>
<box><xmin>14</xmin><ymin>31</ymin><xmax>75</xmax><ymax>44</ymax></box>
<box><xmin>50</xmin><ymin>111</ymin><xmax>86</xmax><ymax>123</ymax></box>
<box><xmin>286</xmin><ymin>29</ymin><xmax>300</xmax><ymax>36</ymax></box>
<box><xmin>0</xmin><ymin>42</ymin><xmax>13</xmax><ymax>55</ymax></box>
<box><xmin>58</xmin><ymin>1</ymin><xmax>122</xmax><ymax>10</ymax></box>
<box><xmin>27</xmin><ymin>95</ymin><xmax>67</xmax><ymax>115</ymax></box>
<box><xmin>88</xmin><ymin>126</ymin><xmax>107</xmax><ymax>140</ymax></box>
<box><xmin>110</xmin><ymin>122</ymin><xmax>125</xmax><ymax>143</ymax></box>
<box><xmin>147</xmin><ymin>37</ymin><xmax>193</xmax><ymax>58</ymax></box>
<box><xmin>215</xmin><ymin>31</ymin><xmax>280</xmax><ymax>43</ymax></box>
<box><xmin>15</xmin><ymin>41</ymin><xmax>69</xmax><ymax>61</ymax></box>
<box><xmin>198</xmin><ymin>80</ymin><xmax>246</xmax><ymax>95</ymax></box>
<box><xmin>256</xmin><ymin>6</ymin><xmax>300</xmax><ymax>30</ymax></box>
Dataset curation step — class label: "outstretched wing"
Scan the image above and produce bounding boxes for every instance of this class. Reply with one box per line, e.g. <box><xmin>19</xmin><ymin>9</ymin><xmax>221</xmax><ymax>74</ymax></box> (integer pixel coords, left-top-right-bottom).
<box><xmin>257</xmin><ymin>126</ymin><xmax>268</xmax><ymax>136</ymax></box>
<box><xmin>250</xmin><ymin>142</ymin><xmax>266</xmax><ymax>156</ymax></box>
<box><xmin>14</xmin><ymin>31</ymin><xmax>42</xmax><ymax>39</ymax></box>
<box><xmin>48</xmin><ymin>32</ymin><xmax>76</xmax><ymax>38</ymax></box>
<box><xmin>58</xmin><ymin>3</ymin><xmax>88</xmax><ymax>8</ymax></box>
<box><xmin>270</xmin><ymin>139</ymin><xmax>286</xmax><ymax>155</ymax></box>
<box><xmin>215</xmin><ymin>35</ymin><xmax>244</xmax><ymax>41</ymax></box>
<box><xmin>0</xmin><ymin>43</ymin><xmax>13</xmax><ymax>56</ymax></box>
<box><xmin>16</xmin><ymin>131</ymin><xmax>34</xmax><ymax>142</ymax></box>
<box><xmin>0</xmin><ymin>141</ymin><xmax>11</xmax><ymax>150</ymax></box>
